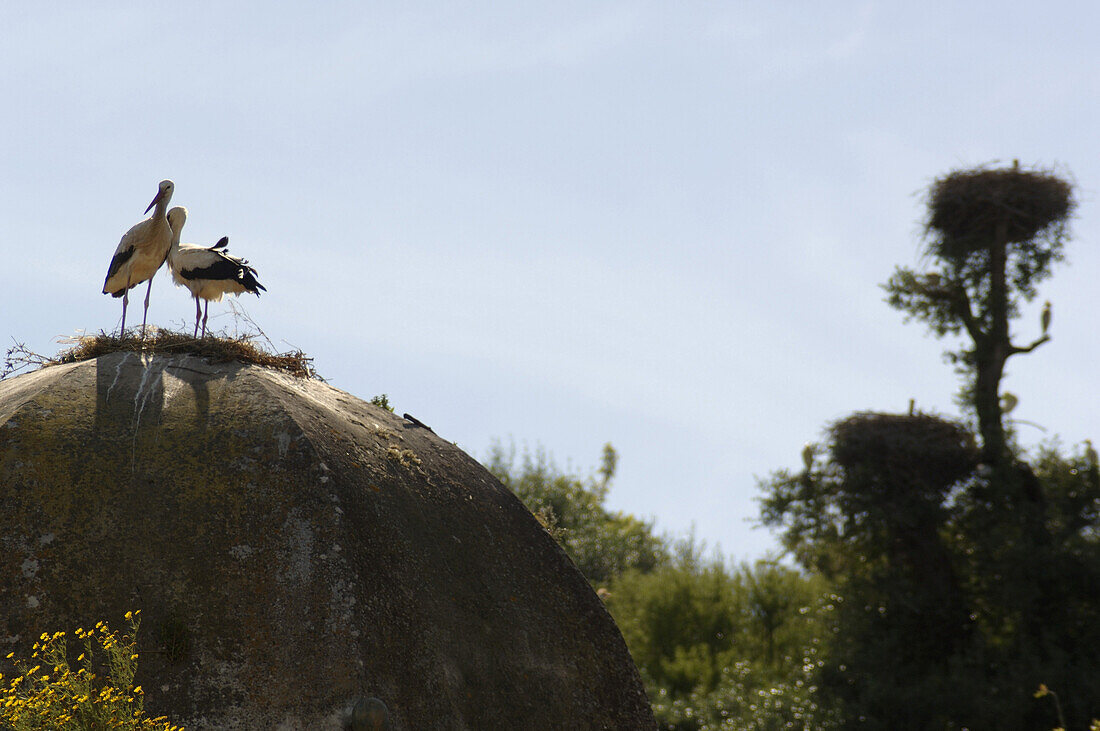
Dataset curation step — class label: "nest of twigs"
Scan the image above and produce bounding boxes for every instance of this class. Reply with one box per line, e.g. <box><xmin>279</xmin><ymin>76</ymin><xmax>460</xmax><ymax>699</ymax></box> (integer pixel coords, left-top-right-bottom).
<box><xmin>926</xmin><ymin>164</ymin><xmax>1074</xmax><ymax>258</ymax></box>
<box><xmin>830</xmin><ymin>412</ymin><xmax>977</xmax><ymax>491</ymax></box>
<box><xmin>3</xmin><ymin>329</ymin><xmax>316</xmax><ymax>380</ymax></box>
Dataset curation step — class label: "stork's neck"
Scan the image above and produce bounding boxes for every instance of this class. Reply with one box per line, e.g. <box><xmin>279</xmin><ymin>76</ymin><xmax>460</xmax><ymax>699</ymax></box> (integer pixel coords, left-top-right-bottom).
<box><xmin>152</xmin><ymin>196</ymin><xmax>171</xmax><ymax>225</ymax></box>
<box><xmin>168</xmin><ymin>229</ymin><xmax>182</xmax><ymax>260</ymax></box>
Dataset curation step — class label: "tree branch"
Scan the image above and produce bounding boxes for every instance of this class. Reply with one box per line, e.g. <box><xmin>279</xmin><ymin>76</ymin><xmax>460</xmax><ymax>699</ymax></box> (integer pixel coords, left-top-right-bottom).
<box><xmin>1009</xmin><ymin>334</ymin><xmax>1051</xmax><ymax>355</ymax></box>
<box><xmin>950</xmin><ymin>282</ymin><xmax>983</xmax><ymax>343</ymax></box>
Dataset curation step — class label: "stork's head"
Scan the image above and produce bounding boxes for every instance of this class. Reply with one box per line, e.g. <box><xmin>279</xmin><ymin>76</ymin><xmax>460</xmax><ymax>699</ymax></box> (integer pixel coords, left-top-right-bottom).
<box><xmin>167</xmin><ymin>206</ymin><xmax>188</xmax><ymax>238</ymax></box>
<box><xmin>146</xmin><ymin>179</ymin><xmax>175</xmax><ymax>214</ymax></box>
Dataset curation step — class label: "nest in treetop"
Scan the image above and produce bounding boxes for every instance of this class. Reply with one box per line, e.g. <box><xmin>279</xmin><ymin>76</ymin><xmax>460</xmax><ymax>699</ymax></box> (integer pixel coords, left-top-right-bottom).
<box><xmin>3</xmin><ymin>329</ymin><xmax>316</xmax><ymax>380</ymax></box>
<box><xmin>830</xmin><ymin>412</ymin><xmax>977</xmax><ymax>492</ymax></box>
<box><xmin>926</xmin><ymin>164</ymin><xmax>1074</xmax><ymax>259</ymax></box>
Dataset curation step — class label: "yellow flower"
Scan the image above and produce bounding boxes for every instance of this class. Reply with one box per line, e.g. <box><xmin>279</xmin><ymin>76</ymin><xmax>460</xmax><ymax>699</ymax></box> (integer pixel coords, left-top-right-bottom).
<box><xmin>125</xmin><ymin>611</ymin><xmax>133</xmax><ymax>621</ymax></box>
<box><xmin>1035</xmin><ymin>683</ymin><xmax>1049</xmax><ymax>698</ymax></box>
<box><xmin>133</xmin><ymin>685</ymin><xmax>143</xmax><ymax>693</ymax></box>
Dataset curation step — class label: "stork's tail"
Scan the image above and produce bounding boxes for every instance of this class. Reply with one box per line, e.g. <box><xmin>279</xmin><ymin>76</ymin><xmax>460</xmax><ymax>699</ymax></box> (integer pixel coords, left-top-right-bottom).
<box><xmin>238</xmin><ymin>264</ymin><xmax>266</xmax><ymax>296</ymax></box>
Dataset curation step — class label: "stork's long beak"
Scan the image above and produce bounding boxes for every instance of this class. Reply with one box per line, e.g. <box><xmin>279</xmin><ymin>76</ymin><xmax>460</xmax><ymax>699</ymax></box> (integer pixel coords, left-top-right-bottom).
<box><xmin>145</xmin><ymin>190</ymin><xmax>163</xmax><ymax>214</ymax></box>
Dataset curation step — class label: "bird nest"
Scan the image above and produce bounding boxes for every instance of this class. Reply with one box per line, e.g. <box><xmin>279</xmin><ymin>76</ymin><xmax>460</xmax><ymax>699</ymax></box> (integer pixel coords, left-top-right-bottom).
<box><xmin>2</xmin><ymin>329</ymin><xmax>316</xmax><ymax>380</ymax></box>
<box><xmin>926</xmin><ymin>164</ymin><xmax>1074</xmax><ymax>258</ymax></box>
<box><xmin>829</xmin><ymin>411</ymin><xmax>977</xmax><ymax>491</ymax></box>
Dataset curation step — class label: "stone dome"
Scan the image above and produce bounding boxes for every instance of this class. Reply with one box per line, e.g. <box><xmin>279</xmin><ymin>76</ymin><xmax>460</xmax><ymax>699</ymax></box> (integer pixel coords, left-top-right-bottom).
<box><xmin>0</xmin><ymin>351</ymin><xmax>655</xmax><ymax>729</ymax></box>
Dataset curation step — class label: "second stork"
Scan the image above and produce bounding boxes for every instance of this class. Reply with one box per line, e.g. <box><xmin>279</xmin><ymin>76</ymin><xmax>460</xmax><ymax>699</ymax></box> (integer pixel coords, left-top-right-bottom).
<box><xmin>166</xmin><ymin>207</ymin><xmax>267</xmax><ymax>337</ymax></box>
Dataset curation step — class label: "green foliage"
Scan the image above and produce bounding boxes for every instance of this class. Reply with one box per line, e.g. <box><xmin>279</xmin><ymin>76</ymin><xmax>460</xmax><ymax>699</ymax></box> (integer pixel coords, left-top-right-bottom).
<box><xmin>486</xmin><ymin>440</ymin><xmax>839</xmax><ymax>726</ymax></box>
<box><xmin>0</xmin><ymin>611</ymin><xmax>181</xmax><ymax>730</ymax></box>
<box><xmin>761</xmin><ymin>417</ymin><xmax>1100</xmax><ymax>728</ymax></box>
<box><xmin>607</xmin><ymin>539</ymin><xmax>836</xmax><ymax>729</ymax></box>
<box><xmin>484</xmin><ymin>441</ymin><xmax>665</xmax><ymax>585</ymax></box>
<box><xmin>369</xmin><ymin>394</ymin><xmax>394</xmax><ymax>412</ymax></box>
<box><xmin>608</xmin><ymin>545</ymin><xmax>740</xmax><ymax>696</ymax></box>
<box><xmin>647</xmin><ymin>658</ymin><xmax>840</xmax><ymax>731</ymax></box>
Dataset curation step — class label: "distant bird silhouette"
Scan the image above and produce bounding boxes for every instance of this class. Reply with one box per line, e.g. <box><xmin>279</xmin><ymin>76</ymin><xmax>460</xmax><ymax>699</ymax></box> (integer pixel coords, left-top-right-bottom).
<box><xmin>403</xmin><ymin>413</ymin><xmax>434</xmax><ymax>433</ymax></box>
<box><xmin>102</xmin><ymin>179</ymin><xmax>175</xmax><ymax>336</ymax></box>
<box><xmin>1041</xmin><ymin>300</ymin><xmax>1052</xmax><ymax>336</ymax></box>
<box><xmin>166</xmin><ymin>207</ymin><xmax>266</xmax><ymax>338</ymax></box>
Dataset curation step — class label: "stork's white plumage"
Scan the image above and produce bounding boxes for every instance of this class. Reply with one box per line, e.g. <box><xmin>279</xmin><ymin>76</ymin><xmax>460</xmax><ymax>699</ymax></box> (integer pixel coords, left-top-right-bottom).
<box><xmin>166</xmin><ymin>207</ymin><xmax>266</xmax><ymax>338</ymax></box>
<box><xmin>102</xmin><ymin>179</ymin><xmax>175</xmax><ymax>336</ymax></box>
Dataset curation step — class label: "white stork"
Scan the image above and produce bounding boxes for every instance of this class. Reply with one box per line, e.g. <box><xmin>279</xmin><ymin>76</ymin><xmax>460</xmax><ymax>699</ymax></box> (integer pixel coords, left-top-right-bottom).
<box><xmin>801</xmin><ymin>442</ymin><xmax>815</xmax><ymax>473</ymax></box>
<box><xmin>165</xmin><ymin>207</ymin><xmax>266</xmax><ymax>338</ymax></box>
<box><xmin>102</xmin><ymin>179</ymin><xmax>175</xmax><ymax>336</ymax></box>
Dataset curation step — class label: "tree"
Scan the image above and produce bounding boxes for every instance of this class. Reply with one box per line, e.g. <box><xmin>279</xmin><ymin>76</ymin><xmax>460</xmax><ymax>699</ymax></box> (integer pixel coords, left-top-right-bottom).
<box><xmin>607</xmin><ymin>543</ymin><xmax>835</xmax><ymax>730</ymax></box>
<box><xmin>760</xmin><ymin>163</ymin><xmax>1100</xmax><ymax>729</ymax></box>
<box><xmin>761</xmin><ymin>412</ymin><xmax>980</xmax><ymax>727</ymax></box>
<box><xmin>487</xmin><ymin>440</ymin><xmax>839</xmax><ymax>728</ymax></box>
<box><xmin>483</xmin><ymin>441</ymin><xmax>665</xmax><ymax>586</ymax></box>
<box><xmin>883</xmin><ymin>163</ymin><xmax>1074</xmax><ymax>468</ymax></box>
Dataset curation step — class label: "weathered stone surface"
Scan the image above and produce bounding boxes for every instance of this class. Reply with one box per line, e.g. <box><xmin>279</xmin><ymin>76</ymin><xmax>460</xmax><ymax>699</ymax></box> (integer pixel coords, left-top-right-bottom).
<box><xmin>0</xmin><ymin>352</ymin><xmax>655</xmax><ymax>729</ymax></box>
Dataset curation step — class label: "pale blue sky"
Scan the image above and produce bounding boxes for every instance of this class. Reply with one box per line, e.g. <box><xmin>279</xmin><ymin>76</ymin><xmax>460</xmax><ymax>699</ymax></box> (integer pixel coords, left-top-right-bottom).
<box><xmin>4</xmin><ymin>3</ymin><xmax>1098</xmax><ymax>559</ymax></box>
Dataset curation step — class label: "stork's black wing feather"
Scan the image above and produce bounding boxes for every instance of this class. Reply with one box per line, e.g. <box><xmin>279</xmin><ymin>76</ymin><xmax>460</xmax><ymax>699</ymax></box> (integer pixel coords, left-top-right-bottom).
<box><xmin>103</xmin><ymin>246</ymin><xmax>135</xmax><ymax>296</ymax></box>
<box><xmin>180</xmin><ymin>251</ymin><xmax>266</xmax><ymax>296</ymax></box>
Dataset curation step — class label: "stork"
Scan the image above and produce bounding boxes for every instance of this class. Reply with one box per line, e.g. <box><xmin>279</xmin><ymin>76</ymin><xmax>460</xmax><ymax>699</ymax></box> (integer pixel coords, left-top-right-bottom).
<box><xmin>102</xmin><ymin>180</ymin><xmax>175</xmax><ymax>336</ymax></box>
<box><xmin>801</xmin><ymin>442</ymin><xmax>815</xmax><ymax>473</ymax></box>
<box><xmin>1041</xmin><ymin>301</ymin><xmax>1052</xmax><ymax>336</ymax></box>
<box><xmin>165</xmin><ymin>207</ymin><xmax>266</xmax><ymax>338</ymax></box>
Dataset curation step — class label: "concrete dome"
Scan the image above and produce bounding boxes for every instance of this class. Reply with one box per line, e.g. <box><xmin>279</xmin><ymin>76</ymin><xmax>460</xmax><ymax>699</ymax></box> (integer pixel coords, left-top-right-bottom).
<box><xmin>0</xmin><ymin>352</ymin><xmax>655</xmax><ymax>729</ymax></box>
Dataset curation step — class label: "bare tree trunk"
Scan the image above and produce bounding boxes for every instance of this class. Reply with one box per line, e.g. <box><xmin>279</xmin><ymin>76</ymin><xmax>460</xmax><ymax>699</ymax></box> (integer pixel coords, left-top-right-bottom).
<box><xmin>975</xmin><ymin>219</ymin><xmax>1010</xmax><ymax>467</ymax></box>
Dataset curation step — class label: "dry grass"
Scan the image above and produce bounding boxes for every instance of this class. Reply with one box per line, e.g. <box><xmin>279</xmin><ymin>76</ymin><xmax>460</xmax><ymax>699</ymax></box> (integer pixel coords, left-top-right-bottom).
<box><xmin>3</xmin><ymin>327</ymin><xmax>316</xmax><ymax>381</ymax></box>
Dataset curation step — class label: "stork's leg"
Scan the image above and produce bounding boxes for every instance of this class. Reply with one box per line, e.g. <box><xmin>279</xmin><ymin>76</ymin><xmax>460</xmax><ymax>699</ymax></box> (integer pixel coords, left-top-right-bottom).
<box><xmin>141</xmin><ymin>275</ymin><xmax>155</xmax><ymax>339</ymax></box>
<box><xmin>201</xmin><ymin>301</ymin><xmax>210</xmax><ymax>338</ymax></box>
<box><xmin>193</xmin><ymin>298</ymin><xmax>201</xmax><ymax>338</ymax></box>
<box><xmin>120</xmin><ymin>289</ymin><xmax>129</xmax><ymax>337</ymax></box>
